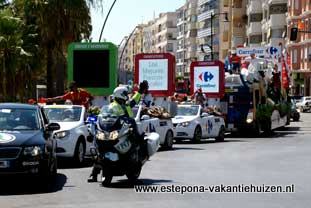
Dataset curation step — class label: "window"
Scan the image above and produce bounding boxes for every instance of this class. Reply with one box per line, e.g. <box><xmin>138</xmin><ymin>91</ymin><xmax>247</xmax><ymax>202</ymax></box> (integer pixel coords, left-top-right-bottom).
<box><xmin>293</xmin><ymin>49</ymin><xmax>297</xmax><ymax>64</ymax></box>
<box><xmin>249</xmin><ymin>35</ymin><xmax>262</xmax><ymax>44</ymax></box>
<box><xmin>223</xmin><ymin>0</ymin><xmax>229</xmax><ymax>7</ymax></box>
<box><xmin>249</xmin><ymin>13</ymin><xmax>263</xmax><ymax>22</ymax></box>
<box><xmin>305</xmin><ymin>47</ymin><xmax>308</xmax><ymax>59</ymax></box>
<box><xmin>271</xmin><ymin>29</ymin><xmax>284</xmax><ymax>38</ymax></box>
<box><xmin>270</xmin><ymin>4</ymin><xmax>287</xmax><ymax>14</ymax></box>
<box><xmin>167</xmin><ymin>43</ymin><xmax>174</xmax><ymax>52</ymax></box>
<box><xmin>233</xmin><ymin>0</ymin><xmax>242</xmax><ymax>8</ymax></box>
<box><xmin>294</xmin><ymin>0</ymin><xmax>299</xmax><ymax>10</ymax></box>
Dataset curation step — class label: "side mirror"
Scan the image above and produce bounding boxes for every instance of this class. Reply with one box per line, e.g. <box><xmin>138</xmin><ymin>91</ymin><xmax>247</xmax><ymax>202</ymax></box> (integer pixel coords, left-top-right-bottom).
<box><xmin>201</xmin><ymin>113</ymin><xmax>209</xmax><ymax>117</ymax></box>
<box><xmin>46</xmin><ymin>123</ymin><xmax>60</xmax><ymax>131</ymax></box>
<box><xmin>141</xmin><ymin>115</ymin><xmax>150</xmax><ymax>120</ymax></box>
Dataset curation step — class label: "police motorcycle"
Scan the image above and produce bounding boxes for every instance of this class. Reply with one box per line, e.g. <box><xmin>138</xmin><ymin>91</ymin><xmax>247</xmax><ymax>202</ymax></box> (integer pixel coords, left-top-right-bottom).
<box><xmin>90</xmin><ymin>110</ymin><xmax>160</xmax><ymax>186</ymax></box>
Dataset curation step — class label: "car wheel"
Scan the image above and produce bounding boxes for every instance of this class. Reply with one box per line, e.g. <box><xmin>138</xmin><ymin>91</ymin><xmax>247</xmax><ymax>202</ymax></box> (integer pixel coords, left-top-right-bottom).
<box><xmin>215</xmin><ymin>126</ymin><xmax>225</xmax><ymax>142</ymax></box>
<box><xmin>162</xmin><ymin>130</ymin><xmax>174</xmax><ymax>150</ymax></box>
<box><xmin>193</xmin><ymin>126</ymin><xmax>202</xmax><ymax>143</ymax></box>
<box><xmin>74</xmin><ymin>138</ymin><xmax>85</xmax><ymax>166</ymax></box>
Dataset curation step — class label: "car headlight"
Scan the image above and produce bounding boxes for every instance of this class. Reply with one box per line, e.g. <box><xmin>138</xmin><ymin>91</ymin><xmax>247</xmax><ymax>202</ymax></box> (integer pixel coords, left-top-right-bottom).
<box><xmin>178</xmin><ymin>122</ymin><xmax>190</xmax><ymax>127</ymax></box>
<box><xmin>246</xmin><ymin>111</ymin><xmax>254</xmax><ymax>124</ymax></box>
<box><xmin>23</xmin><ymin>146</ymin><xmax>43</xmax><ymax>156</ymax></box>
<box><xmin>56</xmin><ymin>130</ymin><xmax>70</xmax><ymax>139</ymax></box>
<box><xmin>96</xmin><ymin>131</ymin><xmax>106</xmax><ymax>140</ymax></box>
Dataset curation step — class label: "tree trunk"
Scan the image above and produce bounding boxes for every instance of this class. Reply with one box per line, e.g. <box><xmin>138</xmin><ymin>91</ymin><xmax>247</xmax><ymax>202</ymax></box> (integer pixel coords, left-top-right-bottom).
<box><xmin>46</xmin><ymin>43</ymin><xmax>54</xmax><ymax>97</ymax></box>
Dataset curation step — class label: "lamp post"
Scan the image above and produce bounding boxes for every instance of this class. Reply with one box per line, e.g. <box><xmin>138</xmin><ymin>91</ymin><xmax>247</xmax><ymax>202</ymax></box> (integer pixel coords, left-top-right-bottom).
<box><xmin>118</xmin><ymin>26</ymin><xmax>138</xmax><ymax>83</ymax></box>
<box><xmin>201</xmin><ymin>12</ymin><xmax>229</xmax><ymax>61</ymax></box>
<box><xmin>98</xmin><ymin>0</ymin><xmax>117</xmax><ymax>42</ymax></box>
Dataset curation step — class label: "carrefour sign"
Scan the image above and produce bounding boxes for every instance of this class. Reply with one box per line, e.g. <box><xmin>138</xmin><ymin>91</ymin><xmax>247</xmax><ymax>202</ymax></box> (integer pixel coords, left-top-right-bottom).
<box><xmin>190</xmin><ymin>61</ymin><xmax>225</xmax><ymax>98</ymax></box>
<box><xmin>194</xmin><ymin>66</ymin><xmax>219</xmax><ymax>93</ymax></box>
<box><xmin>236</xmin><ymin>47</ymin><xmax>281</xmax><ymax>58</ymax></box>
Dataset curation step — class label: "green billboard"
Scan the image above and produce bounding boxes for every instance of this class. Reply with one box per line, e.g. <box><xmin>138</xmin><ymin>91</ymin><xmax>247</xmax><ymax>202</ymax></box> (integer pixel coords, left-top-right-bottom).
<box><xmin>67</xmin><ymin>42</ymin><xmax>117</xmax><ymax>96</ymax></box>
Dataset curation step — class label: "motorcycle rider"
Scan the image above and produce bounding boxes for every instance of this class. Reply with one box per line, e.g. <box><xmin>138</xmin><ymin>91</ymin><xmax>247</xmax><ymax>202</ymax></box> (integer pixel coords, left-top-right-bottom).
<box><xmin>87</xmin><ymin>81</ymin><xmax>149</xmax><ymax>182</ymax></box>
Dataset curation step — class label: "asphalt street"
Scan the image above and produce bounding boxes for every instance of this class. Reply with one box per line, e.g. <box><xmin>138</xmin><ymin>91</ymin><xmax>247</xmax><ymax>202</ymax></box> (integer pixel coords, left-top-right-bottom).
<box><xmin>0</xmin><ymin>113</ymin><xmax>311</xmax><ymax>208</ymax></box>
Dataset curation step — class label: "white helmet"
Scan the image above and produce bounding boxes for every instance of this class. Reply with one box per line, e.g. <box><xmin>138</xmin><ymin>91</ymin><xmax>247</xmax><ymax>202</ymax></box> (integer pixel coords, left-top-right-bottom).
<box><xmin>113</xmin><ymin>86</ymin><xmax>129</xmax><ymax>101</ymax></box>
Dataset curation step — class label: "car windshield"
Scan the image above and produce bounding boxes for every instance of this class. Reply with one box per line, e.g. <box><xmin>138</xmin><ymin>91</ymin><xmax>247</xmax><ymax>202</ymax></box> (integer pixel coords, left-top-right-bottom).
<box><xmin>225</xmin><ymin>75</ymin><xmax>243</xmax><ymax>87</ymax></box>
<box><xmin>0</xmin><ymin>108</ymin><xmax>40</xmax><ymax>130</ymax></box>
<box><xmin>44</xmin><ymin>107</ymin><xmax>82</xmax><ymax>122</ymax></box>
<box><xmin>176</xmin><ymin>106</ymin><xmax>199</xmax><ymax>116</ymax></box>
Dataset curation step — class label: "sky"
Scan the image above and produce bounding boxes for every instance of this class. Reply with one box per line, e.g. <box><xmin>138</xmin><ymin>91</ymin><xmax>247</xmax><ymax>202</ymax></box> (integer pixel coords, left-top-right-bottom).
<box><xmin>90</xmin><ymin>0</ymin><xmax>184</xmax><ymax>45</ymax></box>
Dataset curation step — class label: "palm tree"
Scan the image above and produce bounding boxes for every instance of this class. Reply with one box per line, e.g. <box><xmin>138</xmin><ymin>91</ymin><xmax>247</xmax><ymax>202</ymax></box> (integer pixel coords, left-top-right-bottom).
<box><xmin>20</xmin><ymin>0</ymin><xmax>102</xmax><ymax>97</ymax></box>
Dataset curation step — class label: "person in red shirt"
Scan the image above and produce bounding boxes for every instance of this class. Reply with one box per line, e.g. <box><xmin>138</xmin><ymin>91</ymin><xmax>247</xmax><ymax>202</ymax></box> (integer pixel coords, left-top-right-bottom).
<box><xmin>46</xmin><ymin>81</ymin><xmax>93</xmax><ymax>108</ymax></box>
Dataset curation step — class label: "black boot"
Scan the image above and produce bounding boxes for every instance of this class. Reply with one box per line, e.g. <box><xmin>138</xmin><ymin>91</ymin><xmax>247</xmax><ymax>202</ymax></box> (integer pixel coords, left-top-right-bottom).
<box><xmin>87</xmin><ymin>174</ymin><xmax>98</xmax><ymax>183</ymax></box>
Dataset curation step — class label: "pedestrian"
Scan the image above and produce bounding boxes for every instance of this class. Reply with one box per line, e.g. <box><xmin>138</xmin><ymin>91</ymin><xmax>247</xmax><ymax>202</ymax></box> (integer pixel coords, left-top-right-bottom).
<box><xmin>45</xmin><ymin>81</ymin><xmax>93</xmax><ymax>109</ymax></box>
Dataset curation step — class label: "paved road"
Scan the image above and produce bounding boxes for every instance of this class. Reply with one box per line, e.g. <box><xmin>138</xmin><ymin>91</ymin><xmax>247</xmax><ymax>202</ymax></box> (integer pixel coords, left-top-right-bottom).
<box><xmin>1</xmin><ymin>113</ymin><xmax>311</xmax><ymax>208</ymax></box>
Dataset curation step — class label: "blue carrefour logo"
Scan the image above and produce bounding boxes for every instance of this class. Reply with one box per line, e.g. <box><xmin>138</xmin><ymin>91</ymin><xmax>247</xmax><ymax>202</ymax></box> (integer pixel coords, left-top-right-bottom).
<box><xmin>199</xmin><ymin>72</ymin><xmax>214</xmax><ymax>82</ymax></box>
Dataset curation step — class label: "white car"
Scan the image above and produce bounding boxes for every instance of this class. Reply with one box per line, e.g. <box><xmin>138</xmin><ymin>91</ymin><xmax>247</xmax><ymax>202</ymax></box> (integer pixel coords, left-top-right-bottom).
<box><xmin>296</xmin><ymin>96</ymin><xmax>311</xmax><ymax>112</ymax></box>
<box><xmin>43</xmin><ymin>105</ymin><xmax>91</xmax><ymax>164</ymax></box>
<box><xmin>172</xmin><ymin>104</ymin><xmax>225</xmax><ymax>143</ymax></box>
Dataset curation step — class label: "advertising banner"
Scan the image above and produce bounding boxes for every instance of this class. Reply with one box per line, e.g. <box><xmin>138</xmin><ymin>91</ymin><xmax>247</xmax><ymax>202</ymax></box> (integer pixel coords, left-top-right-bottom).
<box><xmin>190</xmin><ymin>61</ymin><xmax>225</xmax><ymax>98</ymax></box>
<box><xmin>135</xmin><ymin>53</ymin><xmax>175</xmax><ymax>96</ymax></box>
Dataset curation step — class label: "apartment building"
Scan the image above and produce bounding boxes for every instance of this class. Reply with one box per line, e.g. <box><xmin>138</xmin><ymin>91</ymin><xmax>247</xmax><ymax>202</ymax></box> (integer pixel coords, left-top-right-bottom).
<box><xmin>246</xmin><ymin>0</ymin><xmax>264</xmax><ymax>47</ymax></box>
<box><xmin>287</xmin><ymin>0</ymin><xmax>311</xmax><ymax>96</ymax></box>
<box><xmin>229</xmin><ymin>0</ymin><xmax>247</xmax><ymax>48</ymax></box>
<box><xmin>197</xmin><ymin>0</ymin><xmax>231</xmax><ymax>61</ymax></box>
<box><xmin>176</xmin><ymin>0</ymin><xmax>198</xmax><ymax>77</ymax></box>
<box><xmin>153</xmin><ymin>12</ymin><xmax>178</xmax><ymax>54</ymax></box>
<box><xmin>261</xmin><ymin>0</ymin><xmax>287</xmax><ymax>47</ymax></box>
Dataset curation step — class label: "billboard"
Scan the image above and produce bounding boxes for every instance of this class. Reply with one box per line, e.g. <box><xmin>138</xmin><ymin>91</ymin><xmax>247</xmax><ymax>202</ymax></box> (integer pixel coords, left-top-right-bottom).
<box><xmin>190</xmin><ymin>61</ymin><xmax>225</xmax><ymax>98</ymax></box>
<box><xmin>67</xmin><ymin>42</ymin><xmax>117</xmax><ymax>96</ymax></box>
<box><xmin>135</xmin><ymin>53</ymin><xmax>175</xmax><ymax>96</ymax></box>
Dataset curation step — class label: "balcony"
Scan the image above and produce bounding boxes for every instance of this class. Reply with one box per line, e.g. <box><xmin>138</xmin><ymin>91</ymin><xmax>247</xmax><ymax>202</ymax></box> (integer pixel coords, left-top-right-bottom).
<box><xmin>268</xmin><ymin>14</ymin><xmax>286</xmax><ymax>28</ymax></box>
<box><xmin>268</xmin><ymin>0</ymin><xmax>287</xmax><ymax>5</ymax></box>
<box><xmin>247</xmin><ymin>22</ymin><xmax>262</xmax><ymax>36</ymax></box>
<box><xmin>177</xmin><ymin>32</ymin><xmax>185</xmax><ymax>40</ymax></box>
<box><xmin>267</xmin><ymin>37</ymin><xmax>284</xmax><ymax>46</ymax></box>
<box><xmin>247</xmin><ymin>1</ymin><xmax>263</xmax><ymax>15</ymax></box>
<box><xmin>197</xmin><ymin>9</ymin><xmax>218</xmax><ymax>22</ymax></box>
<box><xmin>197</xmin><ymin>28</ymin><xmax>212</xmax><ymax>38</ymax></box>
<box><xmin>198</xmin><ymin>0</ymin><xmax>212</xmax><ymax>7</ymax></box>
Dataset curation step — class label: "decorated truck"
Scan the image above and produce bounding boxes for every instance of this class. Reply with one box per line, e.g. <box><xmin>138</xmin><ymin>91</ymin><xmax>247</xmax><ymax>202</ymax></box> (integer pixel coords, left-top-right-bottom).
<box><xmin>223</xmin><ymin>60</ymin><xmax>290</xmax><ymax>136</ymax></box>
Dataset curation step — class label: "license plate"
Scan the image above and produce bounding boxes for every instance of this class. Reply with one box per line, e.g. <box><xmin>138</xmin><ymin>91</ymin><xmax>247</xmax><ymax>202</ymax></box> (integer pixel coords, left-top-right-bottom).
<box><xmin>0</xmin><ymin>161</ymin><xmax>9</xmax><ymax>168</ymax></box>
<box><xmin>228</xmin><ymin>124</ymin><xmax>234</xmax><ymax>129</ymax></box>
<box><xmin>104</xmin><ymin>152</ymin><xmax>119</xmax><ymax>162</ymax></box>
<box><xmin>114</xmin><ymin>139</ymin><xmax>132</xmax><ymax>154</ymax></box>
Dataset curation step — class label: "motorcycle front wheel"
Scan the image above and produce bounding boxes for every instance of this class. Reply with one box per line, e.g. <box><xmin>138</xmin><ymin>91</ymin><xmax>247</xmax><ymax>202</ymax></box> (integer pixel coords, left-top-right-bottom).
<box><xmin>126</xmin><ymin>164</ymin><xmax>142</xmax><ymax>183</ymax></box>
<box><xmin>101</xmin><ymin>173</ymin><xmax>113</xmax><ymax>187</ymax></box>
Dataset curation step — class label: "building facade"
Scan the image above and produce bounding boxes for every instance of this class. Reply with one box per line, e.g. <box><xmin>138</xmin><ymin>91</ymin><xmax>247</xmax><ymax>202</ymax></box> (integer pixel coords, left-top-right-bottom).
<box><xmin>176</xmin><ymin>0</ymin><xmax>198</xmax><ymax>77</ymax></box>
<box><xmin>246</xmin><ymin>0</ymin><xmax>264</xmax><ymax>47</ymax></box>
<box><xmin>287</xmin><ymin>0</ymin><xmax>311</xmax><ymax>96</ymax></box>
<box><xmin>229</xmin><ymin>0</ymin><xmax>247</xmax><ymax>49</ymax></box>
<box><xmin>197</xmin><ymin>0</ymin><xmax>231</xmax><ymax>61</ymax></box>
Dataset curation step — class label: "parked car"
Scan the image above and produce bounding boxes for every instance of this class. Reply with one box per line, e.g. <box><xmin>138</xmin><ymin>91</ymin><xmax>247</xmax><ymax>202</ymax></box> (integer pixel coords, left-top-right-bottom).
<box><xmin>43</xmin><ymin>105</ymin><xmax>90</xmax><ymax>165</ymax></box>
<box><xmin>0</xmin><ymin>103</ymin><xmax>60</xmax><ymax>179</ymax></box>
<box><xmin>172</xmin><ymin>104</ymin><xmax>226</xmax><ymax>143</ymax></box>
<box><xmin>296</xmin><ymin>96</ymin><xmax>311</xmax><ymax>112</ymax></box>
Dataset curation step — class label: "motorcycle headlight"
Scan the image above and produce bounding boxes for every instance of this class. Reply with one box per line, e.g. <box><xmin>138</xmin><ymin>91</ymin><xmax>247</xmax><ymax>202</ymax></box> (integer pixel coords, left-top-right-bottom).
<box><xmin>23</xmin><ymin>146</ymin><xmax>42</xmax><ymax>156</ymax></box>
<box><xmin>246</xmin><ymin>112</ymin><xmax>254</xmax><ymax>124</ymax></box>
<box><xmin>109</xmin><ymin>131</ymin><xmax>119</xmax><ymax>140</ymax></box>
<box><xmin>56</xmin><ymin>130</ymin><xmax>70</xmax><ymax>139</ymax></box>
<box><xmin>96</xmin><ymin>131</ymin><xmax>106</xmax><ymax>140</ymax></box>
<box><xmin>179</xmin><ymin>122</ymin><xmax>190</xmax><ymax>127</ymax></box>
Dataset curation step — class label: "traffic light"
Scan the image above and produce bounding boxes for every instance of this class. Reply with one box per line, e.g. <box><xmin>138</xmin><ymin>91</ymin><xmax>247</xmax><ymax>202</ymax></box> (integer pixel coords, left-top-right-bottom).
<box><xmin>290</xmin><ymin>27</ymin><xmax>298</xmax><ymax>41</ymax></box>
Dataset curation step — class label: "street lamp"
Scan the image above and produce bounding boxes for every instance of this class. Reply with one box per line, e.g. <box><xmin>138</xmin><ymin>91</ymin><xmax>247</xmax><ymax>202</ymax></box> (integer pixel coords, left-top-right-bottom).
<box><xmin>118</xmin><ymin>26</ymin><xmax>139</xmax><ymax>83</ymax></box>
<box><xmin>99</xmin><ymin>0</ymin><xmax>117</xmax><ymax>42</ymax></box>
<box><xmin>201</xmin><ymin>12</ymin><xmax>229</xmax><ymax>61</ymax></box>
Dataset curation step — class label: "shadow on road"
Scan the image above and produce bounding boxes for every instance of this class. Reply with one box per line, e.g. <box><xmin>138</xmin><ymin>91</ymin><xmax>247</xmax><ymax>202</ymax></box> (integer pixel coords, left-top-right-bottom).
<box><xmin>108</xmin><ymin>178</ymin><xmax>174</xmax><ymax>189</ymax></box>
<box><xmin>174</xmin><ymin>139</ymin><xmax>247</xmax><ymax>145</ymax></box>
<box><xmin>57</xmin><ymin>158</ymin><xmax>93</xmax><ymax>169</ymax></box>
<box><xmin>0</xmin><ymin>173</ymin><xmax>67</xmax><ymax>195</ymax></box>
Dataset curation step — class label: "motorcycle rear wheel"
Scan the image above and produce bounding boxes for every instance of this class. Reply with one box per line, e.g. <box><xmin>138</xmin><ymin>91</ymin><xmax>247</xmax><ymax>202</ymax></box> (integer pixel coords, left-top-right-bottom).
<box><xmin>126</xmin><ymin>165</ymin><xmax>142</xmax><ymax>183</ymax></box>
